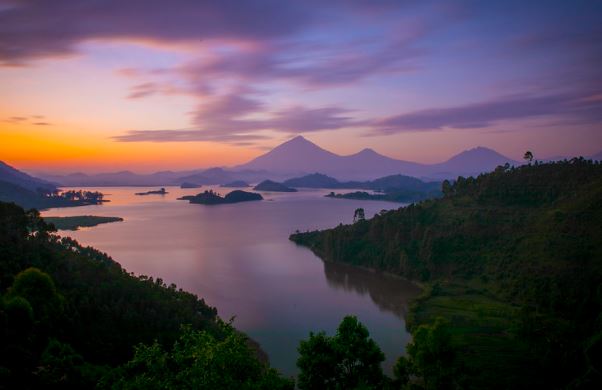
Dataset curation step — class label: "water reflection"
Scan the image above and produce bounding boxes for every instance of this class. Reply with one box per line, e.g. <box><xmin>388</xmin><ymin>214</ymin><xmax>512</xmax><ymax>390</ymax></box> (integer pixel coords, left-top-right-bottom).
<box><xmin>323</xmin><ymin>261</ymin><xmax>421</xmax><ymax>319</ymax></box>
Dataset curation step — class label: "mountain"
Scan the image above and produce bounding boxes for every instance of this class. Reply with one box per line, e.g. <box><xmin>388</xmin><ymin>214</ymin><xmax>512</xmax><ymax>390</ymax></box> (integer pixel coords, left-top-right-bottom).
<box><xmin>0</xmin><ymin>161</ymin><xmax>56</xmax><ymax>191</ymax></box>
<box><xmin>34</xmin><ymin>137</ymin><xmax>524</xmax><ymax>186</ymax></box>
<box><xmin>237</xmin><ymin>136</ymin><xmax>517</xmax><ymax>180</ymax></box>
<box><xmin>591</xmin><ymin>150</ymin><xmax>602</xmax><ymax>161</ymax></box>
<box><xmin>427</xmin><ymin>146</ymin><xmax>520</xmax><ymax>179</ymax></box>
<box><xmin>237</xmin><ymin>136</ymin><xmax>342</xmax><ymax>176</ymax></box>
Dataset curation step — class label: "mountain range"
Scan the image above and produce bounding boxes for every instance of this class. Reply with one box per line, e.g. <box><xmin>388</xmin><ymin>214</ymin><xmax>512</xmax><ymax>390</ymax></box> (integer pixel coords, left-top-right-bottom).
<box><xmin>236</xmin><ymin>136</ymin><xmax>520</xmax><ymax>180</ymax></box>
<box><xmin>20</xmin><ymin>136</ymin><xmax>602</xmax><ymax>186</ymax></box>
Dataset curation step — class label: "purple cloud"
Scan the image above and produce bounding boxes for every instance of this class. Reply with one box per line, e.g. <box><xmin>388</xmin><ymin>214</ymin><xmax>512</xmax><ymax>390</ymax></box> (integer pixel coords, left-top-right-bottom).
<box><xmin>127</xmin><ymin>83</ymin><xmax>159</xmax><ymax>99</ymax></box>
<box><xmin>371</xmin><ymin>92</ymin><xmax>602</xmax><ymax>134</ymax></box>
<box><xmin>0</xmin><ymin>0</ymin><xmax>314</xmax><ymax>65</ymax></box>
<box><xmin>114</xmin><ymin>90</ymin><xmax>364</xmax><ymax>143</ymax></box>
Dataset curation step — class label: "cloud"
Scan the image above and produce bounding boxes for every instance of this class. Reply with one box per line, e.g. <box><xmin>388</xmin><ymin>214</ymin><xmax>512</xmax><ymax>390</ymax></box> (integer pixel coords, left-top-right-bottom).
<box><xmin>178</xmin><ymin>33</ymin><xmax>425</xmax><ymax>89</ymax></box>
<box><xmin>127</xmin><ymin>83</ymin><xmax>159</xmax><ymax>99</ymax></box>
<box><xmin>0</xmin><ymin>0</ymin><xmax>314</xmax><ymax>65</ymax></box>
<box><xmin>4</xmin><ymin>114</ymin><xmax>51</xmax><ymax>125</ymax></box>
<box><xmin>370</xmin><ymin>92</ymin><xmax>602</xmax><ymax>134</ymax></box>
<box><xmin>113</xmin><ymin>130</ymin><xmax>269</xmax><ymax>143</ymax></box>
<box><xmin>114</xmin><ymin>90</ymin><xmax>364</xmax><ymax>143</ymax></box>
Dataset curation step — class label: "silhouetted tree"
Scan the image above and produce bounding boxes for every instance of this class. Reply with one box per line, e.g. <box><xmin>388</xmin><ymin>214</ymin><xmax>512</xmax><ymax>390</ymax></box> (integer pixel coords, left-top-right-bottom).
<box><xmin>353</xmin><ymin>208</ymin><xmax>365</xmax><ymax>223</ymax></box>
<box><xmin>297</xmin><ymin>316</ymin><xmax>385</xmax><ymax>390</ymax></box>
<box><xmin>524</xmin><ymin>150</ymin><xmax>534</xmax><ymax>164</ymax></box>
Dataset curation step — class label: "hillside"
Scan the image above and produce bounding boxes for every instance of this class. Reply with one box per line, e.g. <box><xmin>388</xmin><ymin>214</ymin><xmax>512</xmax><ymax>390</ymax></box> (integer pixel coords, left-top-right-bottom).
<box><xmin>290</xmin><ymin>159</ymin><xmax>602</xmax><ymax>388</ymax></box>
<box><xmin>0</xmin><ymin>202</ymin><xmax>291</xmax><ymax>388</ymax></box>
<box><xmin>254</xmin><ymin>180</ymin><xmax>297</xmax><ymax>192</ymax></box>
<box><xmin>0</xmin><ymin>161</ymin><xmax>56</xmax><ymax>192</ymax></box>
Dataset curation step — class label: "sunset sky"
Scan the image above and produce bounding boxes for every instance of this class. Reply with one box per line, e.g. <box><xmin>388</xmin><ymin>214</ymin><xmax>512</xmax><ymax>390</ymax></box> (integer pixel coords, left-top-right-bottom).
<box><xmin>1</xmin><ymin>0</ymin><xmax>601</xmax><ymax>173</ymax></box>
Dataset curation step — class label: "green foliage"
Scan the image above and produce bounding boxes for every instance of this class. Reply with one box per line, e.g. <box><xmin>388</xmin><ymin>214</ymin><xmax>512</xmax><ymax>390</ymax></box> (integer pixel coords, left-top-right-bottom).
<box><xmin>102</xmin><ymin>323</ymin><xmax>293</xmax><ymax>390</ymax></box>
<box><xmin>7</xmin><ymin>267</ymin><xmax>64</xmax><ymax>325</ymax></box>
<box><xmin>291</xmin><ymin>159</ymin><xmax>602</xmax><ymax>388</ymax></box>
<box><xmin>394</xmin><ymin>318</ymin><xmax>463</xmax><ymax>390</ymax></box>
<box><xmin>297</xmin><ymin>316</ymin><xmax>385</xmax><ymax>390</ymax></box>
<box><xmin>0</xmin><ymin>201</ymin><xmax>233</xmax><ymax>387</ymax></box>
<box><xmin>0</xmin><ymin>201</ymin><xmax>295</xmax><ymax>388</ymax></box>
<box><xmin>35</xmin><ymin>338</ymin><xmax>95</xmax><ymax>388</ymax></box>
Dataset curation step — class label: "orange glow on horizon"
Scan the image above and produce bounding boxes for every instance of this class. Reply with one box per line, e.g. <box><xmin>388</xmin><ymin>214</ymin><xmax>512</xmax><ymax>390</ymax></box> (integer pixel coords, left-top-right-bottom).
<box><xmin>1</xmin><ymin>126</ymin><xmax>261</xmax><ymax>173</ymax></box>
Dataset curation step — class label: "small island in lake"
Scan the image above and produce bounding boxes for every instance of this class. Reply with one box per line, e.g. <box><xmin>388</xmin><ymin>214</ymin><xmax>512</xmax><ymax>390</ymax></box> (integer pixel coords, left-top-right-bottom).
<box><xmin>180</xmin><ymin>182</ymin><xmax>201</xmax><ymax>189</ymax></box>
<box><xmin>326</xmin><ymin>191</ymin><xmax>388</xmax><ymax>201</ymax></box>
<box><xmin>325</xmin><ymin>189</ymin><xmax>438</xmax><ymax>203</ymax></box>
<box><xmin>221</xmin><ymin>180</ymin><xmax>250</xmax><ymax>188</ymax></box>
<box><xmin>135</xmin><ymin>187</ymin><xmax>168</xmax><ymax>195</ymax></box>
<box><xmin>179</xmin><ymin>189</ymin><xmax>263</xmax><ymax>205</ymax></box>
<box><xmin>44</xmin><ymin>215</ymin><xmax>124</xmax><ymax>230</ymax></box>
<box><xmin>253</xmin><ymin>180</ymin><xmax>297</xmax><ymax>192</ymax></box>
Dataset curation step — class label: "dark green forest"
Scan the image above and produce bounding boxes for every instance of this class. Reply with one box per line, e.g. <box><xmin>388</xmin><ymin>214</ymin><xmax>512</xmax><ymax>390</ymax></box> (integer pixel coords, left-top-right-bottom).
<box><xmin>0</xmin><ymin>202</ymin><xmax>291</xmax><ymax>389</ymax></box>
<box><xmin>291</xmin><ymin>159</ymin><xmax>602</xmax><ymax>388</ymax></box>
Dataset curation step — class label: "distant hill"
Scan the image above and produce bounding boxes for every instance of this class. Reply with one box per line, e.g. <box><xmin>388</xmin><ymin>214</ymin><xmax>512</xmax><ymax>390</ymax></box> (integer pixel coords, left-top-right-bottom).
<box><xmin>237</xmin><ymin>136</ymin><xmax>518</xmax><ymax>180</ymax></box>
<box><xmin>39</xmin><ymin>167</ymin><xmax>277</xmax><ymax>187</ymax></box>
<box><xmin>426</xmin><ymin>146</ymin><xmax>522</xmax><ymax>179</ymax></box>
<box><xmin>0</xmin><ymin>161</ymin><xmax>56</xmax><ymax>191</ymax></box>
<box><xmin>0</xmin><ymin>161</ymin><xmax>107</xmax><ymax>209</ymax></box>
<box><xmin>284</xmin><ymin>173</ymin><xmax>440</xmax><ymax>193</ymax></box>
<box><xmin>221</xmin><ymin>180</ymin><xmax>250</xmax><ymax>188</ymax></box>
<box><xmin>253</xmin><ymin>180</ymin><xmax>297</xmax><ymax>192</ymax></box>
<box><xmin>283</xmin><ymin>173</ymin><xmax>341</xmax><ymax>188</ymax></box>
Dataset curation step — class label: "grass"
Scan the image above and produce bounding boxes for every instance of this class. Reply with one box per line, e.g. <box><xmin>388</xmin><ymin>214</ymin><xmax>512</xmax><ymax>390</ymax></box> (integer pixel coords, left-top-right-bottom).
<box><xmin>408</xmin><ymin>283</ymin><xmax>541</xmax><ymax>389</ymax></box>
<box><xmin>44</xmin><ymin>215</ymin><xmax>123</xmax><ymax>230</ymax></box>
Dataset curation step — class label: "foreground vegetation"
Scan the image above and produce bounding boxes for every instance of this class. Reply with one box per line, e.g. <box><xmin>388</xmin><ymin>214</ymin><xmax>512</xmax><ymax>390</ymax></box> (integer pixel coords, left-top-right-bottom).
<box><xmin>0</xmin><ymin>202</ymin><xmax>291</xmax><ymax>388</ymax></box>
<box><xmin>43</xmin><ymin>216</ymin><xmax>124</xmax><ymax>230</ymax></box>
<box><xmin>291</xmin><ymin>159</ymin><xmax>602</xmax><ymax>388</ymax></box>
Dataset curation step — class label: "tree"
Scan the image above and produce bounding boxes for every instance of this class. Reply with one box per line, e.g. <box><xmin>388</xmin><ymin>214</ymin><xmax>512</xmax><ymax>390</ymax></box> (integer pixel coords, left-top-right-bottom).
<box><xmin>394</xmin><ymin>318</ymin><xmax>462</xmax><ymax>389</ymax></box>
<box><xmin>102</xmin><ymin>323</ymin><xmax>294</xmax><ymax>390</ymax></box>
<box><xmin>353</xmin><ymin>208</ymin><xmax>365</xmax><ymax>223</ymax></box>
<box><xmin>297</xmin><ymin>316</ymin><xmax>385</xmax><ymax>390</ymax></box>
<box><xmin>441</xmin><ymin>180</ymin><xmax>452</xmax><ymax>197</ymax></box>
<box><xmin>7</xmin><ymin>268</ymin><xmax>63</xmax><ymax>327</ymax></box>
<box><xmin>524</xmin><ymin>150</ymin><xmax>534</xmax><ymax>164</ymax></box>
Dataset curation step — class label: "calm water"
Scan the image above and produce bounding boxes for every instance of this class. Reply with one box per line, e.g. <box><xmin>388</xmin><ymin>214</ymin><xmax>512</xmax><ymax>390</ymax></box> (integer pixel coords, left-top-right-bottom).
<box><xmin>42</xmin><ymin>186</ymin><xmax>421</xmax><ymax>375</ymax></box>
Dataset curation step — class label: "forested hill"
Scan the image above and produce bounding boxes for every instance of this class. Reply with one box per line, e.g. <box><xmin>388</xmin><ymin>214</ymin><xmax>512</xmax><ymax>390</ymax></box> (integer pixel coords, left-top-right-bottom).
<box><xmin>0</xmin><ymin>202</ymin><xmax>292</xmax><ymax>388</ymax></box>
<box><xmin>291</xmin><ymin>158</ymin><xmax>602</xmax><ymax>388</ymax></box>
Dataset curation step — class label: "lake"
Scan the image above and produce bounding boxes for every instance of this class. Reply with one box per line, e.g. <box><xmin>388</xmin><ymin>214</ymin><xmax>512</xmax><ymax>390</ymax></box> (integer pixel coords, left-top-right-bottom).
<box><xmin>42</xmin><ymin>186</ymin><xmax>421</xmax><ymax>376</ymax></box>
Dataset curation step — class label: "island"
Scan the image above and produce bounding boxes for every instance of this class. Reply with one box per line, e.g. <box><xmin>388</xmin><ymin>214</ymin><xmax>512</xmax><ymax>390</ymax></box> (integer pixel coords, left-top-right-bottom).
<box><xmin>220</xmin><ymin>180</ymin><xmax>250</xmax><ymax>188</ymax></box>
<box><xmin>179</xmin><ymin>189</ymin><xmax>263</xmax><ymax>205</ymax></box>
<box><xmin>180</xmin><ymin>182</ymin><xmax>201</xmax><ymax>189</ymax></box>
<box><xmin>44</xmin><ymin>215</ymin><xmax>124</xmax><ymax>230</ymax></box>
<box><xmin>325</xmin><ymin>190</ymin><xmax>433</xmax><ymax>203</ymax></box>
<box><xmin>253</xmin><ymin>180</ymin><xmax>297</xmax><ymax>192</ymax></box>
<box><xmin>135</xmin><ymin>187</ymin><xmax>168</xmax><ymax>195</ymax></box>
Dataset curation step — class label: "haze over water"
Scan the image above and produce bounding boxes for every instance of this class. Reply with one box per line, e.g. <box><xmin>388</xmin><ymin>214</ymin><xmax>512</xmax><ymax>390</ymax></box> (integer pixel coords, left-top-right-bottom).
<box><xmin>43</xmin><ymin>186</ymin><xmax>421</xmax><ymax>375</ymax></box>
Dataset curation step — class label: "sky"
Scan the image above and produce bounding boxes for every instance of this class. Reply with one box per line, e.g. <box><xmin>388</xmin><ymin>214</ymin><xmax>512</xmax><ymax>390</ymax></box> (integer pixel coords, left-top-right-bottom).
<box><xmin>1</xmin><ymin>0</ymin><xmax>601</xmax><ymax>173</ymax></box>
